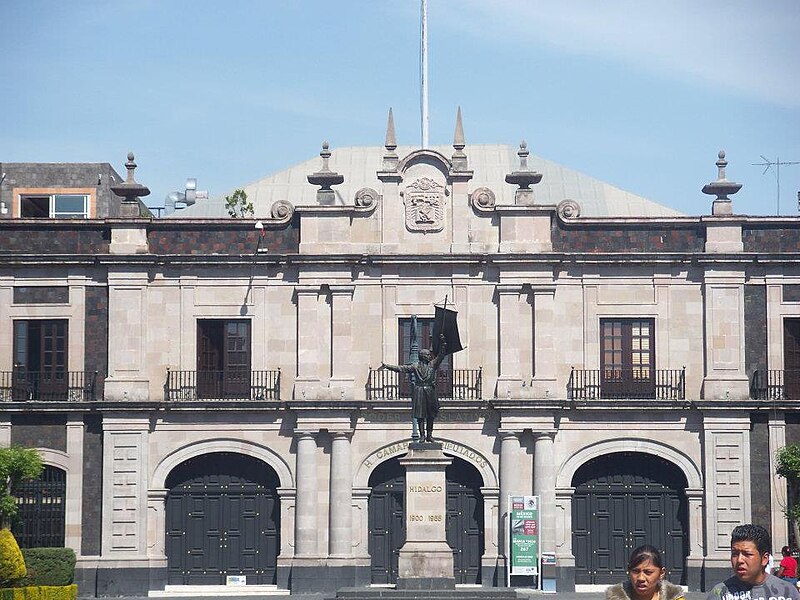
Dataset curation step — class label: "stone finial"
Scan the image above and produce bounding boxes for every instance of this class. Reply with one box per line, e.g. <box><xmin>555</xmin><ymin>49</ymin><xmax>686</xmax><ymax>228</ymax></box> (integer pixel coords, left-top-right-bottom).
<box><xmin>505</xmin><ymin>140</ymin><xmax>543</xmax><ymax>205</ymax></box>
<box><xmin>451</xmin><ymin>106</ymin><xmax>468</xmax><ymax>171</ymax></box>
<box><xmin>702</xmin><ymin>150</ymin><xmax>742</xmax><ymax>216</ymax></box>
<box><xmin>382</xmin><ymin>108</ymin><xmax>398</xmax><ymax>172</ymax></box>
<box><xmin>111</xmin><ymin>151</ymin><xmax>150</xmax><ymax>217</ymax></box>
<box><xmin>307</xmin><ymin>141</ymin><xmax>344</xmax><ymax>205</ymax></box>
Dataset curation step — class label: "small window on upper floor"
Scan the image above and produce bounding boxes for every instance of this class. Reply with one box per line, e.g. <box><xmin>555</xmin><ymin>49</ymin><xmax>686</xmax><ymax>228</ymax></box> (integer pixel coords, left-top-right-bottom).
<box><xmin>20</xmin><ymin>194</ymin><xmax>88</xmax><ymax>218</ymax></box>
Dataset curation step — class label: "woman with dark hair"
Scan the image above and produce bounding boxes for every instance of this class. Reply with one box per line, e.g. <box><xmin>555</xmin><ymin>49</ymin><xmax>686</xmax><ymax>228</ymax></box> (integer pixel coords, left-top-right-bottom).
<box><xmin>777</xmin><ymin>545</ymin><xmax>798</xmax><ymax>586</ymax></box>
<box><xmin>605</xmin><ymin>545</ymin><xmax>685</xmax><ymax>600</ymax></box>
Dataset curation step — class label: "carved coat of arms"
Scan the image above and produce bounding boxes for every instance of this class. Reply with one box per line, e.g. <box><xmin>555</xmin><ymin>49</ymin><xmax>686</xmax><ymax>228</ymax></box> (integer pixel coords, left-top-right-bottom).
<box><xmin>404</xmin><ymin>177</ymin><xmax>444</xmax><ymax>232</ymax></box>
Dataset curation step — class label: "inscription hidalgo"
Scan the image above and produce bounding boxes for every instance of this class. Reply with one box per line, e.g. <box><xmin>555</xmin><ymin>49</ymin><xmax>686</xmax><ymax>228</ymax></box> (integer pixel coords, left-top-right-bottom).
<box><xmin>409</xmin><ymin>484</ymin><xmax>443</xmax><ymax>493</ymax></box>
<box><xmin>363</xmin><ymin>440</ymin><xmax>488</xmax><ymax>470</ymax></box>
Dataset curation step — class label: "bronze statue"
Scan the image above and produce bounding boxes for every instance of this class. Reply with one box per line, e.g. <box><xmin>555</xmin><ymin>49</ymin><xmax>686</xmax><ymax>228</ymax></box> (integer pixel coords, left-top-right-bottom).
<box><xmin>382</xmin><ymin>334</ymin><xmax>446</xmax><ymax>442</ymax></box>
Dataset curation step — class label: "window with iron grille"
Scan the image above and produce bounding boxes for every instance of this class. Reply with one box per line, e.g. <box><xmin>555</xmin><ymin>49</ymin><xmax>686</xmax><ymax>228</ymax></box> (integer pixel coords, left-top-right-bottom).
<box><xmin>11</xmin><ymin>465</ymin><xmax>66</xmax><ymax>547</ymax></box>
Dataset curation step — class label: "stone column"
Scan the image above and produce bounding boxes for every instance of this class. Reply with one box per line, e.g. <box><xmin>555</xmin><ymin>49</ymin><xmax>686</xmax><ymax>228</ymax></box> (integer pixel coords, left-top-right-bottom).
<box><xmin>499</xmin><ymin>430</ymin><xmax>521</xmax><ymax>557</ymax></box>
<box><xmin>329</xmin><ymin>430</ymin><xmax>353</xmax><ymax>557</ymax></box>
<box><xmin>685</xmin><ymin>487</ymin><xmax>705</xmax><ymax>591</ymax></box>
<box><xmin>701</xmin><ymin>271</ymin><xmax>749</xmax><ymax>399</ymax></box>
<box><xmin>533</xmin><ymin>431</ymin><xmax>556</xmax><ymax>556</ymax></box>
<box><xmin>497</xmin><ymin>286</ymin><xmax>524</xmax><ymax>398</ymax></box>
<box><xmin>65</xmin><ymin>417</ymin><xmax>84</xmax><ymax>554</ymax></box>
<box><xmin>329</xmin><ymin>286</ymin><xmax>355</xmax><ymax>393</ymax></box>
<box><xmin>769</xmin><ymin>416</ymin><xmax>789</xmax><ymax>546</ymax></box>
<box><xmin>147</xmin><ymin>489</ymin><xmax>168</xmax><ymax>559</ymax></box>
<box><xmin>294</xmin><ymin>430</ymin><xmax>318</xmax><ymax>556</ymax></box>
<box><xmin>295</xmin><ymin>286</ymin><xmax>322</xmax><ymax>398</ymax></box>
<box><xmin>532</xmin><ymin>287</ymin><xmax>557</xmax><ymax>398</ymax></box>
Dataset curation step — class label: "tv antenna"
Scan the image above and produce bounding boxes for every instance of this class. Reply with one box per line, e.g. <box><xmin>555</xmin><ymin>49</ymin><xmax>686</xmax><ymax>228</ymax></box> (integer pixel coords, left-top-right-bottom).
<box><xmin>751</xmin><ymin>155</ymin><xmax>800</xmax><ymax>215</ymax></box>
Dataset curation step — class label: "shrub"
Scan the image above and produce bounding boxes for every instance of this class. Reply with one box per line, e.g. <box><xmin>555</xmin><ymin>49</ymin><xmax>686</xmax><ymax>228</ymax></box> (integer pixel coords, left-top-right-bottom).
<box><xmin>18</xmin><ymin>549</ymin><xmax>75</xmax><ymax>586</ymax></box>
<box><xmin>0</xmin><ymin>584</ymin><xmax>77</xmax><ymax>600</ymax></box>
<box><xmin>0</xmin><ymin>530</ymin><xmax>25</xmax><ymax>586</ymax></box>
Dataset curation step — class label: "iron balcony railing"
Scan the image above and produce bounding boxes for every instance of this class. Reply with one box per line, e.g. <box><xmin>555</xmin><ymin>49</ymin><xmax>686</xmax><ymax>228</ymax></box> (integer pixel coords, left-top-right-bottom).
<box><xmin>366</xmin><ymin>368</ymin><xmax>482</xmax><ymax>401</ymax></box>
<box><xmin>568</xmin><ymin>367</ymin><xmax>686</xmax><ymax>400</ymax></box>
<box><xmin>751</xmin><ymin>370</ymin><xmax>800</xmax><ymax>400</ymax></box>
<box><xmin>0</xmin><ymin>369</ymin><xmax>98</xmax><ymax>402</ymax></box>
<box><xmin>164</xmin><ymin>369</ymin><xmax>281</xmax><ymax>401</ymax></box>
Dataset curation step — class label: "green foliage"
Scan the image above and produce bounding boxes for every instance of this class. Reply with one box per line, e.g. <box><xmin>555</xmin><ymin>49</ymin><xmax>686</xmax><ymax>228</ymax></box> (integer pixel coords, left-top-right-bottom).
<box><xmin>777</xmin><ymin>444</ymin><xmax>800</xmax><ymax>479</ymax></box>
<box><xmin>0</xmin><ymin>448</ymin><xmax>43</xmax><ymax>527</ymax></box>
<box><xmin>0</xmin><ymin>530</ymin><xmax>25</xmax><ymax>586</ymax></box>
<box><xmin>0</xmin><ymin>584</ymin><xmax>77</xmax><ymax>600</ymax></box>
<box><xmin>777</xmin><ymin>444</ymin><xmax>800</xmax><ymax>544</ymax></box>
<box><xmin>224</xmin><ymin>189</ymin><xmax>254</xmax><ymax>218</ymax></box>
<box><xmin>18</xmin><ymin>549</ymin><xmax>75</xmax><ymax>586</ymax></box>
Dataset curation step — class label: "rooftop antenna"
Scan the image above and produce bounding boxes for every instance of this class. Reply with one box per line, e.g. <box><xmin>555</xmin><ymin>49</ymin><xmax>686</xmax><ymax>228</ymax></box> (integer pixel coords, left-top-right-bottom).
<box><xmin>751</xmin><ymin>155</ymin><xmax>800</xmax><ymax>215</ymax></box>
<box><xmin>420</xmin><ymin>0</ymin><xmax>429</xmax><ymax>149</ymax></box>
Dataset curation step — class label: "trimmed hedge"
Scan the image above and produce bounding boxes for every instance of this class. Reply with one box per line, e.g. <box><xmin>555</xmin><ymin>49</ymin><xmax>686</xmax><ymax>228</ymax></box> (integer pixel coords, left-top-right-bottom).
<box><xmin>0</xmin><ymin>530</ymin><xmax>25</xmax><ymax>585</ymax></box>
<box><xmin>0</xmin><ymin>585</ymin><xmax>77</xmax><ymax>600</ymax></box>
<box><xmin>18</xmin><ymin>550</ymin><xmax>75</xmax><ymax>587</ymax></box>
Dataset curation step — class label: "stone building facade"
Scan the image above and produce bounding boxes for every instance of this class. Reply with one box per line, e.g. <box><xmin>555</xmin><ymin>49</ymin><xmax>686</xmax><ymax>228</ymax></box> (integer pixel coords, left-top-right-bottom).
<box><xmin>1</xmin><ymin>134</ymin><xmax>799</xmax><ymax>596</ymax></box>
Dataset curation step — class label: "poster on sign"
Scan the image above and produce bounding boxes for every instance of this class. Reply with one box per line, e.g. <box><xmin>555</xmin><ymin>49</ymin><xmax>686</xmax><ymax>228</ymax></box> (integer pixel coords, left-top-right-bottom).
<box><xmin>509</xmin><ymin>494</ymin><xmax>540</xmax><ymax>577</ymax></box>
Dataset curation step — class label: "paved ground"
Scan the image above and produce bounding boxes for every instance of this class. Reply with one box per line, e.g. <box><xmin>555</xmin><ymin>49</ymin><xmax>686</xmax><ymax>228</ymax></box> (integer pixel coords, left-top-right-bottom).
<box><xmin>98</xmin><ymin>592</ymin><xmax>708</xmax><ymax>600</ymax></box>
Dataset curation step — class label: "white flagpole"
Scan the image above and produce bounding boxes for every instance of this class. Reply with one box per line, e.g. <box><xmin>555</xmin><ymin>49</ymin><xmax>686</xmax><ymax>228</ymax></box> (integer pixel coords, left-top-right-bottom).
<box><xmin>420</xmin><ymin>0</ymin><xmax>429</xmax><ymax>149</ymax></box>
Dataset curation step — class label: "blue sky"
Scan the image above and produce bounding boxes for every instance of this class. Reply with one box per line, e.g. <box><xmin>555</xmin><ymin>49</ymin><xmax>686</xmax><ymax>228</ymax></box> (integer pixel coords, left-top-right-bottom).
<box><xmin>2</xmin><ymin>0</ymin><xmax>798</xmax><ymax>217</ymax></box>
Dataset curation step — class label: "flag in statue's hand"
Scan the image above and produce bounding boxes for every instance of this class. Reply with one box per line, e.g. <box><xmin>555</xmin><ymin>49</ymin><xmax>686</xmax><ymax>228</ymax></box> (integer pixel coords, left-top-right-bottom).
<box><xmin>433</xmin><ymin>302</ymin><xmax>463</xmax><ymax>356</ymax></box>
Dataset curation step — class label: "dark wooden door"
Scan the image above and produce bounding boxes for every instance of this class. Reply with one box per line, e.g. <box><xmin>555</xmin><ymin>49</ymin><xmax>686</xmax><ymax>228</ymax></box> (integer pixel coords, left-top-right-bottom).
<box><xmin>784</xmin><ymin>319</ymin><xmax>800</xmax><ymax>399</ymax></box>
<box><xmin>197</xmin><ymin>320</ymin><xmax>251</xmax><ymax>399</ymax></box>
<box><xmin>368</xmin><ymin>457</ymin><xmax>484</xmax><ymax>584</ymax></box>
<box><xmin>601</xmin><ymin>319</ymin><xmax>655</xmax><ymax>398</ymax></box>
<box><xmin>165</xmin><ymin>452</ymin><xmax>280</xmax><ymax>584</ymax></box>
<box><xmin>446</xmin><ymin>460</ymin><xmax>484</xmax><ymax>584</ymax></box>
<box><xmin>572</xmin><ymin>452</ymin><xmax>687</xmax><ymax>585</ymax></box>
<box><xmin>12</xmin><ymin>320</ymin><xmax>68</xmax><ymax>400</ymax></box>
<box><xmin>368</xmin><ymin>459</ymin><xmax>405</xmax><ymax>584</ymax></box>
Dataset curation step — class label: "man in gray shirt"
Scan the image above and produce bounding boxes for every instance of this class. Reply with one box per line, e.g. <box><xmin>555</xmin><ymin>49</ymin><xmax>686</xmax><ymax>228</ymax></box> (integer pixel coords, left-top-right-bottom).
<box><xmin>707</xmin><ymin>524</ymin><xmax>800</xmax><ymax>600</ymax></box>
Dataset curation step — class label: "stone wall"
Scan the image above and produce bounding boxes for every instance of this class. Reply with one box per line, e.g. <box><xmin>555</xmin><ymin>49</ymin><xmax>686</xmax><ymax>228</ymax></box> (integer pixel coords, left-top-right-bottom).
<box><xmin>10</xmin><ymin>413</ymin><xmax>67</xmax><ymax>451</ymax></box>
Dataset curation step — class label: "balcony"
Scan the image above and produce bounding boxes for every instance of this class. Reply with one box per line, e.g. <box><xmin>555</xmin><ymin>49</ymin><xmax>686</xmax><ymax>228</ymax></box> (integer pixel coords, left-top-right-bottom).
<box><xmin>751</xmin><ymin>370</ymin><xmax>800</xmax><ymax>400</ymax></box>
<box><xmin>164</xmin><ymin>369</ymin><xmax>281</xmax><ymax>401</ymax></box>
<box><xmin>366</xmin><ymin>368</ymin><xmax>482</xmax><ymax>401</ymax></box>
<box><xmin>0</xmin><ymin>370</ymin><xmax>98</xmax><ymax>402</ymax></box>
<box><xmin>568</xmin><ymin>368</ymin><xmax>686</xmax><ymax>401</ymax></box>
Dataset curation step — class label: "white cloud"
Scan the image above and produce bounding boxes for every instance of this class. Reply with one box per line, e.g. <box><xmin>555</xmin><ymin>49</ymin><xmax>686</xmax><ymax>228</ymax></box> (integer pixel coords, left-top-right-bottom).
<box><xmin>450</xmin><ymin>0</ymin><xmax>800</xmax><ymax>108</ymax></box>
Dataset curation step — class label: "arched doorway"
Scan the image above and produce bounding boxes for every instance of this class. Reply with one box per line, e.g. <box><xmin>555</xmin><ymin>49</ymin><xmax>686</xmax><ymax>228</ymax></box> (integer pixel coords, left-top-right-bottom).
<box><xmin>367</xmin><ymin>455</ymin><xmax>485</xmax><ymax>585</ymax></box>
<box><xmin>12</xmin><ymin>464</ymin><xmax>66</xmax><ymax>548</ymax></box>
<box><xmin>571</xmin><ymin>452</ymin><xmax>688</xmax><ymax>585</ymax></box>
<box><xmin>165</xmin><ymin>452</ymin><xmax>280</xmax><ymax>584</ymax></box>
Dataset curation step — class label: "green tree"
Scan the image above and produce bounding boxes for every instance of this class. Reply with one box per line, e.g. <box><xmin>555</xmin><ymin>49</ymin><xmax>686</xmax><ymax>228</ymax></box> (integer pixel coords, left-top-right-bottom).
<box><xmin>0</xmin><ymin>446</ymin><xmax>44</xmax><ymax>529</ymax></box>
<box><xmin>776</xmin><ymin>444</ymin><xmax>800</xmax><ymax>543</ymax></box>
<box><xmin>225</xmin><ymin>189</ymin><xmax>254</xmax><ymax>218</ymax></box>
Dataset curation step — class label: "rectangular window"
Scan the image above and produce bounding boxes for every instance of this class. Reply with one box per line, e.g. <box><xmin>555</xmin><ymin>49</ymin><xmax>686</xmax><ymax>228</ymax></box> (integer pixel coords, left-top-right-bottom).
<box><xmin>600</xmin><ymin>318</ymin><xmax>655</xmax><ymax>398</ymax></box>
<box><xmin>20</xmin><ymin>194</ymin><xmax>88</xmax><ymax>218</ymax></box>
<box><xmin>398</xmin><ymin>317</ymin><xmax>452</xmax><ymax>398</ymax></box>
<box><xmin>12</xmin><ymin>319</ymin><xmax>69</xmax><ymax>401</ymax></box>
<box><xmin>197</xmin><ymin>319</ymin><xmax>251</xmax><ymax>399</ymax></box>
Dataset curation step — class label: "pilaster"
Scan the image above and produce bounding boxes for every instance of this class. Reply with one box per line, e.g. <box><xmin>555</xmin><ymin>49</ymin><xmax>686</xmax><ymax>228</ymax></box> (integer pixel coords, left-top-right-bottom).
<box><xmin>105</xmin><ymin>271</ymin><xmax>150</xmax><ymax>401</ymax></box>
<box><xmin>769</xmin><ymin>415</ymin><xmax>789</xmax><ymax>546</ymax></box>
<box><xmin>329</xmin><ymin>285</ymin><xmax>355</xmax><ymax>396</ymax></box>
<box><xmin>66</xmin><ymin>417</ymin><xmax>85</xmax><ymax>554</ymax></box>
<box><xmin>496</xmin><ymin>285</ymin><xmax>525</xmax><ymax>398</ymax></box>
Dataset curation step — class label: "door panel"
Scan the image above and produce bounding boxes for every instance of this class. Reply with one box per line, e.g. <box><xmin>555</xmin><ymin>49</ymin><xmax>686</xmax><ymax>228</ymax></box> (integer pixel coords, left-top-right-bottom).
<box><xmin>572</xmin><ymin>453</ymin><xmax>688</xmax><ymax>585</ymax></box>
<box><xmin>165</xmin><ymin>453</ymin><xmax>280</xmax><ymax>584</ymax></box>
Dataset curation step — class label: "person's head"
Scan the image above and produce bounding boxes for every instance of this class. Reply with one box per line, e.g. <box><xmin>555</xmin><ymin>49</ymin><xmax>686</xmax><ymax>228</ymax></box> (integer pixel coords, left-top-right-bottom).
<box><xmin>730</xmin><ymin>524</ymin><xmax>771</xmax><ymax>585</ymax></box>
<box><xmin>782</xmin><ymin>545</ymin><xmax>792</xmax><ymax>557</ymax></box>
<box><xmin>419</xmin><ymin>349</ymin><xmax>433</xmax><ymax>363</ymax></box>
<box><xmin>626</xmin><ymin>545</ymin><xmax>665</xmax><ymax>600</ymax></box>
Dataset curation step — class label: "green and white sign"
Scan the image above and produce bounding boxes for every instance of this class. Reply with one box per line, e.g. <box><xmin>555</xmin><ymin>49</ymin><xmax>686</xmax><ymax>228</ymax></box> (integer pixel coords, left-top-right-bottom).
<box><xmin>509</xmin><ymin>495</ymin><xmax>540</xmax><ymax>576</ymax></box>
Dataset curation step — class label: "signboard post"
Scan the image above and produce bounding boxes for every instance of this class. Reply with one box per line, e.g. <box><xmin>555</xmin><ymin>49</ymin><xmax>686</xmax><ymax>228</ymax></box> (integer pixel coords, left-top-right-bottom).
<box><xmin>507</xmin><ymin>495</ymin><xmax>540</xmax><ymax>588</ymax></box>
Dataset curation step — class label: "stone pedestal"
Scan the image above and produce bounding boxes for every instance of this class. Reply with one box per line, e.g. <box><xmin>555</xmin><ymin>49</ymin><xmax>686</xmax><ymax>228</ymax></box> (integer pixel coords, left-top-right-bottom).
<box><xmin>396</xmin><ymin>442</ymin><xmax>454</xmax><ymax>590</ymax></box>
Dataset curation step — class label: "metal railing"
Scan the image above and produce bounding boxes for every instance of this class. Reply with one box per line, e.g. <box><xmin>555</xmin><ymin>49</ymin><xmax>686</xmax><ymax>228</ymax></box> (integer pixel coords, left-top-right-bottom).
<box><xmin>751</xmin><ymin>370</ymin><xmax>800</xmax><ymax>400</ymax></box>
<box><xmin>164</xmin><ymin>369</ymin><xmax>281</xmax><ymax>401</ymax></box>
<box><xmin>366</xmin><ymin>368</ymin><xmax>482</xmax><ymax>400</ymax></box>
<box><xmin>0</xmin><ymin>369</ymin><xmax>97</xmax><ymax>402</ymax></box>
<box><xmin>567</xmin><ymin>367</ymin><xmax>685</xmax><ymax>400</ymax></box>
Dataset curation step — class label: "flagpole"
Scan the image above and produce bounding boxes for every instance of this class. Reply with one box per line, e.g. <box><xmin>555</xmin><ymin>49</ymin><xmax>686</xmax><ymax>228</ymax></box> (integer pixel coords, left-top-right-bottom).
<box><xmin>420</xmin><ymin>0</ymin><xmax>429</xmax><ymax>149</ymax></box>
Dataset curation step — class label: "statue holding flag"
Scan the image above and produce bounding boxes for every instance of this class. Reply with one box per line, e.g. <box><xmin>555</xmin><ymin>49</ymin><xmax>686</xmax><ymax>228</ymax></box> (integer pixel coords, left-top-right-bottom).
<box><xmin>381</xmin><ymin>297</ymin><xmax>463</xmax><ymax>442</ymax></box>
